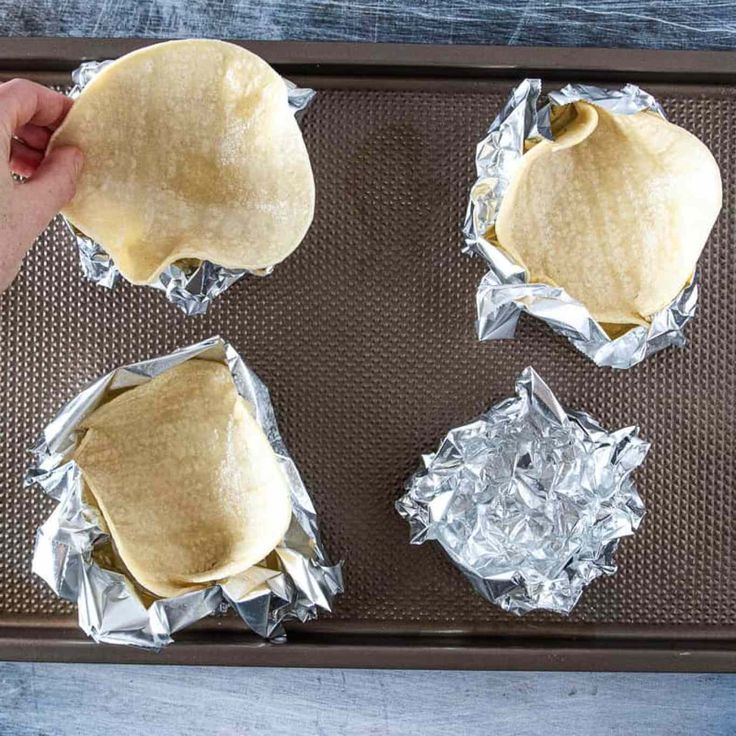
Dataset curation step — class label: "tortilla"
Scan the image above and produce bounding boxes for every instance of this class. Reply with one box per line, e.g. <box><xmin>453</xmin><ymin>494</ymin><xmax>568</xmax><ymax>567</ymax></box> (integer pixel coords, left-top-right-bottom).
<box><xmin>73</xmin><ymin>359</ymin><xmax>292</xmax><ymax>598</ymax></box>
<box><xmin>49</xmin><ymin>39</ymin><xmax>314</xmax><ymax>284</ymax></box>
<box><xmin>495</xmin><ymin>101</ymin><xmax>722</xmax><ymax>326</ymax></box>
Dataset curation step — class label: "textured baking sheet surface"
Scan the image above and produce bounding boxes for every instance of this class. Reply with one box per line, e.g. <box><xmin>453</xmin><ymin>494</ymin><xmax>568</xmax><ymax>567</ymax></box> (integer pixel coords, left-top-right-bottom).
<box><xmin>0</xmin><ymin>83</ymin><xmax>734</xmax><ymax>631</ymax></box>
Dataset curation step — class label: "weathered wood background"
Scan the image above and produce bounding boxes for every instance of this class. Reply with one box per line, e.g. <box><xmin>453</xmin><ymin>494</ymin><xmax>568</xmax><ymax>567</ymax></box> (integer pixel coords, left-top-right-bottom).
<box><xmin>1</xmin><ymin>664</ymin><xmax>735</xmax><ymax>735</ymax></box>
<box><xmin>3</xmin><ymin>0</ymin><xmax>736</xmax><ymax>49</ymax></box>
<box><xmin>1</xmin><ymin>1</ymin><xmax>736</xmax><ymax>734</ymax></box>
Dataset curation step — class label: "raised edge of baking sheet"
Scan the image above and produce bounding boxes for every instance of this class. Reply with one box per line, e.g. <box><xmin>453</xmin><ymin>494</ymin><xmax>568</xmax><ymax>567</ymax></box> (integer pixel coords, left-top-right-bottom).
<box><xmin>1</xmin><ymin>39</ymin><xmax>735</xmax><ymax>671</ymax></box>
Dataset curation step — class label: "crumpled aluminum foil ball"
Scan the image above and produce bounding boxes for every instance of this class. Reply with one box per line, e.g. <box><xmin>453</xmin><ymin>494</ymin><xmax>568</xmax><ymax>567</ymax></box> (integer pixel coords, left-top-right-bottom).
<box><xmin>396</xmin><ymin>367</ymin><xmax>648</xmax><ymax>615</ymax></box>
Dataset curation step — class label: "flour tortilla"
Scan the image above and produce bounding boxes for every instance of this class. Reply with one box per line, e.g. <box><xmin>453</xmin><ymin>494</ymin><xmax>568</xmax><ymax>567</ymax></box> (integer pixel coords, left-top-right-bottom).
<box><xmin>49</xmin><ymin>39</ymin><xmax>314</xmax><ymax>284</ymax></box>
<box><xmin>495</xmin><ymin>101</ymin><xmax>722</xmax><ymax>325</ymax></box>
<box><xmin>73</xmin><ymin>360</ymin><xmax>293</xmax><ymax>598</ymax></box>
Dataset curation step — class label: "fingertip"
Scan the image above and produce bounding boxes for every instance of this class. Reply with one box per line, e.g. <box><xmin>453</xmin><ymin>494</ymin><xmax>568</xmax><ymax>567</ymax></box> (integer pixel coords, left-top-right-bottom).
<box><xmin>72</xmin><ymin>147</ymin><xmax>84</xmax><ymax>179</ymax></box>
<box><xmin>40</xmin><ymin>144</ymin><xmax>85</xmax><ymax>203</ymax></box>
<box><xmin>51</xmin><ymin>144</ymin><xmax>84</xmax><ymax>178</ymax></box>
<box><xmin>23</xmin><ymin>143</ymin><xmax>85</xmax><ymax>219</ymax></box>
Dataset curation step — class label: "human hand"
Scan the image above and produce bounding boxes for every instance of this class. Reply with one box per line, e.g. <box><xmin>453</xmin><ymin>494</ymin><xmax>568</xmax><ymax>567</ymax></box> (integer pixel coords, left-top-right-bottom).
<box><xmin>0</xmin><ymin>78</ymin><xmax>83</xmax><ymax>293</ymax></box>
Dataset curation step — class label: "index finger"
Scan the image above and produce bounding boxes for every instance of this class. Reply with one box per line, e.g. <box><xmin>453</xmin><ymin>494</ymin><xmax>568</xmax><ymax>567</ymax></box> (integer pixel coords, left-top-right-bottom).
<box><xmin>0</xmin><ymin>79</ymin><xmax>72</xmax><ymax>150</ymax></box>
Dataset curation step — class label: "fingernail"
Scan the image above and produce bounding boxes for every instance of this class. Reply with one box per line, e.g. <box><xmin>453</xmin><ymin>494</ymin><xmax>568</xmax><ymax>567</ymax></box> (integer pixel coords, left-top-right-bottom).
<box><xmin>72</xmin><ymin>147</ymin><xmax>84</xmax><ymax>172</ymax></box>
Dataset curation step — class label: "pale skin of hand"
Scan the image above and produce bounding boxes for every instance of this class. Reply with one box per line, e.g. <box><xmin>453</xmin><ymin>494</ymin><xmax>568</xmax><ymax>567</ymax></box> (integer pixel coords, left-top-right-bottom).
<box><xmin>0</xmin><ymin>78</ymin><xmax>83</xmax><ymax>293</ymax></box>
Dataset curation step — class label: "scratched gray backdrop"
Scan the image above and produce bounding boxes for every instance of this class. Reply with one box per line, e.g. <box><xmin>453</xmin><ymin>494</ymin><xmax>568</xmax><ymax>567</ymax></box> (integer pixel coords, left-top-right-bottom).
<box><xmin>1</xmin><ymin>1</ymin><xmax>736</xmax><ymax>735</ymax></box>
<box><xmin>2</xmin><ymin>0</ymin><xmax>736</xmax><ymax>49</ymax></box>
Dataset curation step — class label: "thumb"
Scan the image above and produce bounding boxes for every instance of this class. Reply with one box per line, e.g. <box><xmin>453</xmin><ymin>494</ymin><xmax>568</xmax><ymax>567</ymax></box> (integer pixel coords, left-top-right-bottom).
<box><xmin>0</xmin><ymin>145</ymin><xmax>83</xmax><ymax>292</ymax></box>
<box><xmin>20</xmin><ymin>144</ymin><xmax>84</xmax><ymax>234</ymax></box>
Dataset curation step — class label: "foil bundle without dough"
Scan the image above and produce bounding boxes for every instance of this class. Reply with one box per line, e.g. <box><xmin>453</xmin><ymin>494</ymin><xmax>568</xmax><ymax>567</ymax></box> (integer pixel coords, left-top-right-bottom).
<box><xmin>396</xmin><ymin>367</ymin><xmax>648</xmax><ymax>615</ymax></box>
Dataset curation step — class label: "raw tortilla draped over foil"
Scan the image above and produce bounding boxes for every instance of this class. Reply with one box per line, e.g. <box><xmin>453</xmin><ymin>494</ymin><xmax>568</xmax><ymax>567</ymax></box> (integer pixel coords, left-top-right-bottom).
<box><xmin>28</xmin><ymin>337</ymin><xmax>343</xmax><ymax>649</ymax></box>
<box><xmin>464</xmin><ymin>79</ymin><xmax>722</xmax><ymax>368</ymax></box>
<box><xmin>52</xmin><ymin>40</ymin><xmax>316</xmax><ymax>315</ymax></box>
<box><xmin>73</xmin><ymin>360</ymin><xmax>294</xmax><ymax>599</ymax></box>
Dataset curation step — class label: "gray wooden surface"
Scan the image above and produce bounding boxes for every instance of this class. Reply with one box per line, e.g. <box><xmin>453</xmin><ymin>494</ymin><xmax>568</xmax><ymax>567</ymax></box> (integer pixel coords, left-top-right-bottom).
<box><xmin>2</xmin><ymin>0</ymin><xmax>736</xmax><ymax>50</ymax></box>
<box><xmin>2</xmin><ymin>1</ymin><xmax>736</xmax><ymax>734</ymax></box>
<box><xmin>0</xmin><ymin>664</ymin><xmax>734</xmax><ymax>736</ymax></box>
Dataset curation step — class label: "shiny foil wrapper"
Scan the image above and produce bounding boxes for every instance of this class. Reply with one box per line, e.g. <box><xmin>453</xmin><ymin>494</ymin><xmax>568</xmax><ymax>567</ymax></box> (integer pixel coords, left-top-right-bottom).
<box><xmin>64</xmin><ymin>60</ymin><xmax>316</xmax><ymax>316</ymax></box>
<box><xmin>396</xmin><ymin>368</ymin><xmax>647</xmax><ymax>615</ymax></box>
<box><xmin>463</xmin><ymin>78</ymin><xmax>698</xmax><ymax>369</ymax></box>
<box><xmin>27</xmin><ymin>336</ymin><xmax>343</xmax><ymax>649</ymax></box>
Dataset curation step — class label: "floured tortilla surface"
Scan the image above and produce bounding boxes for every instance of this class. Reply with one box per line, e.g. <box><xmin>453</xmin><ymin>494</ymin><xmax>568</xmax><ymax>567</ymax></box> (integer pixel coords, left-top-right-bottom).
<box><xmin>495</xmin><ymin>101</ymin><xmax>722</xmax><ymax>326</ymax></box>
<box><xmin>73</xmin><ymin>360</ymin><xmax>292</xmax><ymax>598</ymax></box>
<box><xmin>50</xmin><ymin>39</ymin><xmax>315</xmax><ymax>284</ymax></box>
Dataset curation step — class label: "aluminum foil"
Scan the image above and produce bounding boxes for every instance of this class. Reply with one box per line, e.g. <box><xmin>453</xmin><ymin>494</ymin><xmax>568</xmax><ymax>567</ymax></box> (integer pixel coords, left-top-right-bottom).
<box><xmin>27</xmin><ymin>336</ymin><xmax>343</xmax><ymax>649</ymax></box>
<box><xmin>63</xmin><ymin>60</ymin><xmax>316</xmax><ymax>316</ymax></box>
<box><xmin>463</xmin><ymin>78</ymin><xmax>699</xmax><ymax>369</ymax></box>
<box><xmin>396</xmin><ymin>367</ymin><xmax>648</xmax><ymax>615</ymax></box>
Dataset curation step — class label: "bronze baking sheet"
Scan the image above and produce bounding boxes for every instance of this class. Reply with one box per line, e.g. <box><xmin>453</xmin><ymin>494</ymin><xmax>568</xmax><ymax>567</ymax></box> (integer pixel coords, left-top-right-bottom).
<box><xmin>0</xmin><ymin>40</ymin><xmax>734</xmax><ymax>670</ymax></box>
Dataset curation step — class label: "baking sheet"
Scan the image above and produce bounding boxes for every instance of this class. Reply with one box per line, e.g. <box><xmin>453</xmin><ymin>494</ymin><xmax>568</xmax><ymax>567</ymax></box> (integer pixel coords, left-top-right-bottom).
<box><xmin>0</xmin><ymin>40</ymin><xmax>734</xmax><ymax>671</ymax></box>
